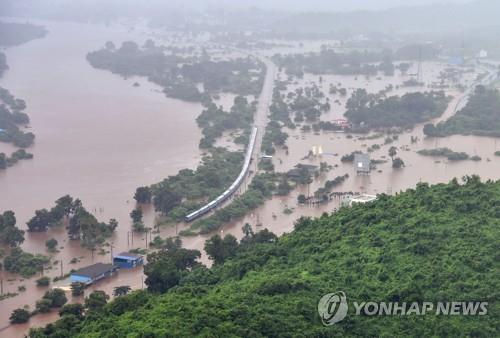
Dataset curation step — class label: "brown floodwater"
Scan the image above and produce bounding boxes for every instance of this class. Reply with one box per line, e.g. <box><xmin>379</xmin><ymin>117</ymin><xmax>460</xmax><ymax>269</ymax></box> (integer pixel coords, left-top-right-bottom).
<box><xmin>0</xmin><ymin>19</ymin><xmax>208</xmax><ymax>336</ymax></box>
<box><xmin>0</xmin><ymin>19</ymin><xmax>499</xmax><ymax>338</ymax></box>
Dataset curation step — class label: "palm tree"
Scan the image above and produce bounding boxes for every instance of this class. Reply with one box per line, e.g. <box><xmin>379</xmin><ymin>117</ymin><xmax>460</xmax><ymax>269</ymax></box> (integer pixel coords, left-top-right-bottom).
<box><xmin>113</xmin><ymin>285</ymin><xmax>132</xmax><ymax>297</ymax></box>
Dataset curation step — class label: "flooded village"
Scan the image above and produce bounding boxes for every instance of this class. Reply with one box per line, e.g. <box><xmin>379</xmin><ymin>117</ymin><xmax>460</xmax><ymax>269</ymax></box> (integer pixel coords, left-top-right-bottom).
<box><xmin>0</xmin><ymin>2</ymin><xmax>500</xmax><ymax>336</ymax></box>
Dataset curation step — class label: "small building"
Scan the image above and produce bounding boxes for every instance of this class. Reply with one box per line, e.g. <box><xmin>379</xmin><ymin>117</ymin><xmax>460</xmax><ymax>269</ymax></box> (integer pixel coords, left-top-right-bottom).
<box><xmin>113</xmin><ymin>252</ymin><xmax>144</xmax><ymax>269</ymax></box>
<box><xmin>333</xmin><ymin>118</ymin><xmax>351</xmax><ymax>129</ymax></box>
<box><xmin>287</xmin><ymin>164</ymin><xmax>319</xmax><ymax>180</ymax></box>
<box><xmin>354</xmin><ymin>153</ymin><xmax>370</xmax><ymax>175</ymax></box>
<box><xmin>348</xmin><ymin>194</ymin><xmax>377</xmax><ymax>206</ymax></box>
<box><xmin>70</xmin><ymin>263</ymin><xmax>118</xmax><ymax>285</ymax></box>
<box><xmin>477</xmin><ymin>50</ymin><xmax>488</xmax><ymax>59</ymax></box>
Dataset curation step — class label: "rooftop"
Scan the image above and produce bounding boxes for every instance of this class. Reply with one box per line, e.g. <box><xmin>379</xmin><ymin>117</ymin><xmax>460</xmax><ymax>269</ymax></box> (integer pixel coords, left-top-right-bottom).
<box><xmin>350</xmin><ymin>194</ymin><xmax>377</xmax><ymax>203</ymax></box>
<box><xmin>114</xmin><ymin>252</ymin><xmax>143</xmax><ymax>260</ymax></box>
<box><xmin>72</xmin><ymin>263</ymin><xmax>116</xmax><ymax>278</ymax></box>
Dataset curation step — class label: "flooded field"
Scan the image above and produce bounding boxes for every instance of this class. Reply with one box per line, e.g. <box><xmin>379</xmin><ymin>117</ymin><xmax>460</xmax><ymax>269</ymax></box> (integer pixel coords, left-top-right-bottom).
<box><xmin>0</xmin><ymin>19</ymin><xmax>499</xmax><ymax>337</ymax></box>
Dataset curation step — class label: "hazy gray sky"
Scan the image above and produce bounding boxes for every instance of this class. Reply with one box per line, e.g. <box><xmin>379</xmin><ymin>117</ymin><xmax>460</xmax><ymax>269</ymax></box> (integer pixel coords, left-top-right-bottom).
<box><xmin>174</xmin><ymin>0</ymin><xmax>474</xmax><ymax>11</ymax></box>
<box><xmin>3</xmin><ymin>0</ymin><xmax>476</xmax><ymax>14</ymax></box>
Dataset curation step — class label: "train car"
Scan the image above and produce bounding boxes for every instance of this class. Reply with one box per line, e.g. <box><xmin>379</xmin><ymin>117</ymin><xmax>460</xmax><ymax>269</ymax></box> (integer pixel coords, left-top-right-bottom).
<box><xmin>184</xmin><ymin>127</ymin><xmax>258</xmax><ymax>223</ymax></box>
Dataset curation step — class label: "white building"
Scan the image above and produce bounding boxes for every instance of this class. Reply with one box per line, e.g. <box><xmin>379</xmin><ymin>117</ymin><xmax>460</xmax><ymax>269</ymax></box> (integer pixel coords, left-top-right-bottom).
<box><xmin>348</xmin><ymin>194</ymin><xmax>377</xmax><ymax>206</ymax></box>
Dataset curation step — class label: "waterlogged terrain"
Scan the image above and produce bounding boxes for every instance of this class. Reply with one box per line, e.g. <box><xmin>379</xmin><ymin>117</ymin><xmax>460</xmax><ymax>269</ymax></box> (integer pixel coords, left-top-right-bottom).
<box><xmin>0</xmin><ymin>19</ymin><xmax>499</xmax><ymax>337</ymax></box>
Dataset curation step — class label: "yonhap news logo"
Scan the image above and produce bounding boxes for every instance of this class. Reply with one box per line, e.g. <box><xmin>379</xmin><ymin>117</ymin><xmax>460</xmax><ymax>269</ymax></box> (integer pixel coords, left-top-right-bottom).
<box><xmin>318</xmin><ymin>291</ymin><xmax>488</xmax><ymax>326</ymax></box>
<box><xmin>317</xmin><ymin>292</ymin><xmax>349</xmax><ymax>325</ymax></box>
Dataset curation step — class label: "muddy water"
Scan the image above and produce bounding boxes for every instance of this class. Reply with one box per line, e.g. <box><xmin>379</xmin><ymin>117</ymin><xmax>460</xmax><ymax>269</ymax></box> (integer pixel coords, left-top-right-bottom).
<box><xmin>0</xmin><ymin>19</ymin><xmax>204</xmax><ymax>335</ymax></box>
<box><xmin>215</xmin><ymin>62</ymin><xmax>500</xmax><ymax>243</ymax></box>
<box><xmin>0</xmin><ymin>19</ymin><xmax>499</xmax><ymax>337</ymax></box>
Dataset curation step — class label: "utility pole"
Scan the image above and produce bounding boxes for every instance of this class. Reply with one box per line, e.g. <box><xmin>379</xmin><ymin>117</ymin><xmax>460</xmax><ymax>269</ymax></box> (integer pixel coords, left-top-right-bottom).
<box><xmin>0</xmin><ymin>279</ymin><xmax>3</xmax><ymax>295</ymax></box>
<box><xmin>110</xmin><ymin>243</ymin><xmax>114</xmax><ymax>263</ymax></box>
<box><xmin>60</xmin><ymin>260</ymin><xmax>63</xmax><ymax>278</ymax></box>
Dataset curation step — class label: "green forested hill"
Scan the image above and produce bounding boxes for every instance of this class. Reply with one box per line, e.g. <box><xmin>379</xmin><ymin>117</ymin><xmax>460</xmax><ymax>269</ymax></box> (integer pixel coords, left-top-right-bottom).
<box><xmin>30</xmin><ymin>177</ymin><xmax>499</xmax><ymax>337</ymax></box>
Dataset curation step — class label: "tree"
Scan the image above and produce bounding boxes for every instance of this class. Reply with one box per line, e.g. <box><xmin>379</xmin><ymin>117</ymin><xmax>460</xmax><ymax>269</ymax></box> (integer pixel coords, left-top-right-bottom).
<box><xmin>130</xmin><ymin>209</ymin><xmax>143</xmax><ymax>223</ymax></box>
<box><xmin>59</xmin><ymin>303</ymin><xmax>84</xmax><ymax>318</ymax></box>
<box><xmin>392</xmin><ymin>157</ymin><xmax>405</xmax><ymax>169</ymax></box>
<box><xmin>0</xmin><ymin>153</ymin><xmax>6</xmax><ymax>169</ymax></box>
<box><xmin>50</xmin><ymin>195</ymin><xmax>74</xmax><ymax>220</ymax></box>
<box><xmin>388</xmin><ymin>146</ymin><xmax>398</xmax><ymax>161</ymax></box>
<box><xmin>2</xmin><ymin>226</ymin><xmax>25</xmax><ymax>247</ymax></box>
<box><xmin>153</xmin><ymin>189</ymin><xmax>182</xmax><ymax>215</ymax></box>
<box><xmin>10</xmin><ymin>308</ymin><xmax>30</xmax><ymax>324</ymax></box>
<box><xmin>204</xmin><ymin>234</ymin><xmax>238</xmax><ymax>265</ymax></box>
<box><xmin>276</xmin><ymin>177</ymin><xmax>292</xmax><ymax>196</ymax></box>
<box><xmin>242</xmin><ymin>223</ymin><xmax>254</xmax><ymax>239</ymax></box>
<box><xmin>144</xmin><ymin>247</ymin><xmax>201</xmax><ymax>293</ymax></box>
<box><xmin>105</xmin><ymin>41</ymin><xmax>115</xmax><ymax>50</ymax></box>
<box><xmin>36</xmin><ymin>298</ymin><xmax>52</xmax><ymax>313</ymax></box>
<box><xmin>27</xmin><ymin>209</ymin><xmax>53</xmax><ymax>232</ymax></box>
<box><xmin>36</xmin><ymin>276</ymin><xmax>50</xmax><ymax>287</ymax></box>
<box><xmin>297</xmin><ymin>194</ymin><xmax>307</xmax><ymax>204</ymax></box>
<box><xmin>71</xmin><ymin>282</ymin><xmax>86</xmax><ymax>297</ymax></box>
<box><xmin>43</xmin><ymin>288</ymin><xmax>68</xmax><ymax>307</ymax></box>
<box><xmin>45</xmin><ymin>238</ymin><xmax>58</xmax><ymax>251</ymax></box>
<box><xmin>85</xmin><ymin>291</ymin><xmax>109</xmax><ymax>312</ymax></box>
<box><xmin>108</xmin><ymin>218</ymin><xmax>118</xmax><ymax>231</ymax></box>
<box><xmin>3</xmin><ymin>248</ymin><xmax>50</xmax><ymax>277</ymax></box>
<box><xmin>134</xmin><ymin>187</ymin><xmax>152</xmax><ymax>203</ymax></box>
<box><xmin>423</xmin><ymin>123</ymin><xmax>438</xmax><ymax>136</ymax></box>
<box><xmin>0</xmin><ymin>211</ymin><xmax>24</xmax><ymax>247</ymax></box>
<box><xmin>113</xmin><ymin>285</ymin><xmax>132</xmax><ymax>297</ymax></box>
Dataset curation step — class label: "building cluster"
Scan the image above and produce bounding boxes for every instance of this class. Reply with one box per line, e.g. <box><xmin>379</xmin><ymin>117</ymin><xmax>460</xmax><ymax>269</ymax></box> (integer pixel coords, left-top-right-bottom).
<box><xmin>70</xmin><ymin>252</ymin><xmax>144</xmax><ymax>285</ymax></box>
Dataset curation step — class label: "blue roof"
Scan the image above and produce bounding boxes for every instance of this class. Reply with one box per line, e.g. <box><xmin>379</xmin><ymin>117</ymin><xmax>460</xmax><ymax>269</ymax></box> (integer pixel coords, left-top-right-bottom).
<box><xmin>114</xmin><ymin>252</ymin><xmax>143</xmax><ymax>260</ymax></box>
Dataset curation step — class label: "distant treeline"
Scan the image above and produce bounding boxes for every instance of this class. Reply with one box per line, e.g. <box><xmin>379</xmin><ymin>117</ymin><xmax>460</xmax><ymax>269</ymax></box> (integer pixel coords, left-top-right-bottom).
<box><xmin>87</xmin><ymin>40</ymin><xmax>266</xmax><ymax>102</ymax></box>
<box><xmin>272</xmin><ymin>44</ymin><xmax>439</xmax><ymax>77</ymax></box>
<box><xmin>0</xmin><ymin>21</ymin><xmax>47</xmax><ymax>47</ymax></box>
<box><xmin>0</xmin><ymin>52</ymin><xmax>8</xmax><ymax>78</ymax></box>
<box><xmin>0</xmin><ymin>87</ymin><xmax>35</xmax><ymax>148</ymax></box>
<box><xmin>345</xmin><ymin>89</ymin><xmax>449</xmax><ymax>129</ymax></box>
<box><xmin>424</xmin><ymin>85</ymin><xmax>500</xmax><ymax>138</ymax></box>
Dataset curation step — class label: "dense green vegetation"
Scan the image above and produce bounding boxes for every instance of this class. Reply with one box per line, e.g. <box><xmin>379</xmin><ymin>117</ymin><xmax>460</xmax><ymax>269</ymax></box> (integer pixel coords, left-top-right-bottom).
<box><xmin>0</xmin><ymin>52</ymin><xmax>8</xmax><ymax>77</ymax></box>
<box><xmin>0</xmin><ymin>210</ymin><xmax>24</xmax><ymax>247</ymax></box>
<box><xmin>197</xmin><ymin>96</ymin><xmax>256</xmax><ymax>148</ymax></box>
<box><xmin>314</xmin><ymin>174</ymin><xmax>349</xmax><ymax>200</ymax></box>
<box><xmin>272</xmin><ymin>46</ymin><xmax>437</xmax><ymax>77</ymax></box>
<box><xmin>28</xmin><ymin>176</ymin><xmax>499</xmax><ymax>337</ymax></box>
<box><xmin>3</xmin><ymin>247</ymin><xmax>50</xmax><ymax>277</ymax></box>
<box><xmin>0</xmin><ymin>86</ymin><xmax>35</xmax><ymax>148</ymax></box>
<box><xmin>345</xmin><ymin>89</ymin><xmax>448</xmax><ymax>129</ymax></box>
<box><xmin>341</xmin><ymin>151</ymin><xmax>363</xmax><ymax>162</ymax></box>
<box><xmin>35</xmin><ymin>289</ymin><xmax>68</xmax><ymax>314</ymax></box>
<box><xmin>262</xmin><ymin>80</ymin><xmax>333</xmax><ymax>149</ymax></box>
<box><xmin>0</xmin><ymin>21</ymin><xmax>47</xmax><ymax>47</ymax></box>
<box><xmin>417</xmin><ymin>148</ymin><xmax>473</xmax><ymax>161</ymax></box>
<box><xmin>87</xmin><ymin>41</ymin><xmax>265</xmax><ymax>102</ymax></box>
<box><xmin>26</xmin><ymin>195</ymin><xmax>117</xmax><ymax>249</ymax></box>
<box><xmin>273</xmin><ymin>49</ymin><xmax>392</xmax><ymax>77</ymax></box>
<box><xmin>191</xmin><ymin>172</ymin><xmax>290</xmax><ymax>234</ymax></box>
<box><xmin>148</xmin><ymin>148</ymin><xmax>244</xmax><ymax>221</ymax></box>
<box><xmin>424</xmin><ymin>86</ymin><xmax>500</xmax><ymax>137</ymax></box>
<box><xmin>0</xmin><ymin>149</ymin><xmax>34</xmax><ymax>169</ymax></box>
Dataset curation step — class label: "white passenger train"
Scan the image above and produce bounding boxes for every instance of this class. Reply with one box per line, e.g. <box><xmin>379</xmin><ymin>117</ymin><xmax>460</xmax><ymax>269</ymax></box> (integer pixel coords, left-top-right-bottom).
<box><xmin>184</xmin><ymin>127</ymin><xmax>258</xmax><ymax>222</ymax></box>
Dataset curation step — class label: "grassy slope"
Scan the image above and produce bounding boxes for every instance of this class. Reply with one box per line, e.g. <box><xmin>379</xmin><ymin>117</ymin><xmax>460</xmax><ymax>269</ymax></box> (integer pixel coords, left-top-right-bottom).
<box><xmin>72</xmin><ymin>178</ymin><xmax>498</xmax><ymax>337</ymax></box>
